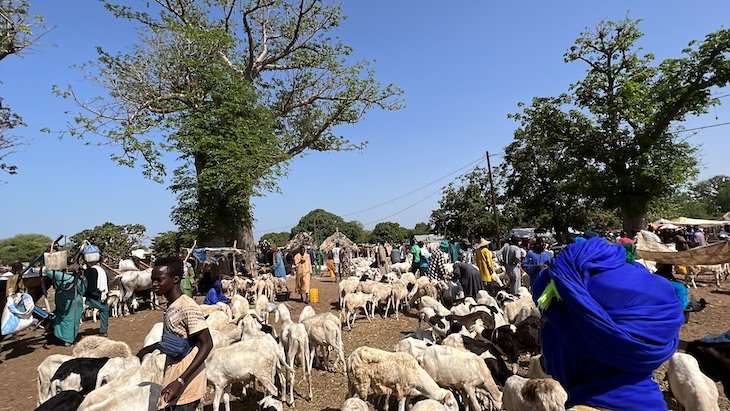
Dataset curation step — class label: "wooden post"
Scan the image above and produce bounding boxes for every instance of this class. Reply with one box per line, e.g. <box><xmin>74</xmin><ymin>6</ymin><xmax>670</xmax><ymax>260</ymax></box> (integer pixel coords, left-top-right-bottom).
<box><xmin>486</xmin><ymin>151</ymin><xmax>501</xmax><ymax>247</ymax></box>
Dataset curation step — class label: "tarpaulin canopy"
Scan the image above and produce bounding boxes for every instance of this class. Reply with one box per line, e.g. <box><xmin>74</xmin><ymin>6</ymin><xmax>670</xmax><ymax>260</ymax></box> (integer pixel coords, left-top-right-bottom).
<box><xmin>636</xmin><ymin>231</ymin><xmax>730</xmax><ymax>265</ymax></box>
<box><xmin>652</xmin><ymin>217</ymin><xmax>730</xmax><ymax>228</ymax></box>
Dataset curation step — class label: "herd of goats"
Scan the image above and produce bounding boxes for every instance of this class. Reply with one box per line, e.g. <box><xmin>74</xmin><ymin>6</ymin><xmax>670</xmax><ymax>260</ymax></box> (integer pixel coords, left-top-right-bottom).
<box><xmin>32</xmin><ymin>251</ymin><xmax>730</xmax><ymax>411</ymax></box>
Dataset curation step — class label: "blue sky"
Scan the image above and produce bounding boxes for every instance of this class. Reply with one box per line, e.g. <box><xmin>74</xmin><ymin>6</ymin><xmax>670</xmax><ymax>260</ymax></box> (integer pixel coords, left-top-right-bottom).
<box><xmin>1</xmin><ymin>1</ymin><xmax>729</xmax><ymax>243</ymax></box>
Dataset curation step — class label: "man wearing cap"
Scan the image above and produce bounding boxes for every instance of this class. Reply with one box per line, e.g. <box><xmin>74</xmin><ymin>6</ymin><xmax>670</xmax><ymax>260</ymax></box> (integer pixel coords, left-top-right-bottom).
<box><xmin>474</xmin><ymin>238</ymin><xmax>495</xmax><ymax>287</ymax></box>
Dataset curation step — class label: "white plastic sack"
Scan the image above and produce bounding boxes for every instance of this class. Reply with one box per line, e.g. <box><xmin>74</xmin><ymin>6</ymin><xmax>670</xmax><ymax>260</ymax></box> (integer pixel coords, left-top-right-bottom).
<box><xmin>84</xmin><ymin>252</ymin><xmax>101</xmax><ymax>263</ymax></box>
<box><xmin>1</xmin><ymin>293</ymin><xmax>35</xmax><ymax>336</ymax></box>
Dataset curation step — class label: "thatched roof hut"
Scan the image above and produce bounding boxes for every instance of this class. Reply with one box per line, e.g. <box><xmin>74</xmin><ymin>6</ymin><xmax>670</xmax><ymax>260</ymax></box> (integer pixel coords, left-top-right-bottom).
<box><xmin>285</xmin><ymin>232</ymin><xmax>316</xmax><ymax>250</ymax></box>
<box><xmin>320</xmin><ymin>231</ymin><xmax>359</xmax><ymax>253</ymax></box>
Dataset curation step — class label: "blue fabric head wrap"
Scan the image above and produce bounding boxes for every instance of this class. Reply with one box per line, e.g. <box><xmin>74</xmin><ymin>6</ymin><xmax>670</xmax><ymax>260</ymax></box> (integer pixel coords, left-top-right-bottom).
<box><xmin>532</xmin><ymin>237</ymin><xmax>683</xmax><ymax>410</ymax></box>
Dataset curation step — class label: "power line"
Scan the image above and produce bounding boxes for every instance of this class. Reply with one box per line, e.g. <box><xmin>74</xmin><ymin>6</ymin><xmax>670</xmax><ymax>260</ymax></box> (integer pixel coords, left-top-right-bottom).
<box><xmin>362</xmin><ymin>161</ymin><xmax>484</xmax><ymax>227</ymax></box>
<box><xmin>675</xmin><ymin>121</ymin><xmax>730</xmax><ymax>134</ymax></box>
<box><xmin>340</xmin><ymin>156</ymin><xmax>484</xmax><ymax>218</ymax></box>
<box><xmin>254</xmin><ymin>154</ymin><xmax>496</xmax><ymax>234</ymax></box>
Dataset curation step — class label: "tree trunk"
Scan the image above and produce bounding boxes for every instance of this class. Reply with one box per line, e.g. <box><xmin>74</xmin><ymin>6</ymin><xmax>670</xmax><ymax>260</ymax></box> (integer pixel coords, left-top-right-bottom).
<box><xmin>622</xmin><ymin>213</ymin><xmax>647</xmax><ymax>235</ymax></box>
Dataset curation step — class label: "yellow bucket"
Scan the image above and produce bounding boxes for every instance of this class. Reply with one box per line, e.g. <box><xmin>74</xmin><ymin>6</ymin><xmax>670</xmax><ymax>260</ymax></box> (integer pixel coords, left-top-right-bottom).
<box><xmin>309</xmin><ymin>288</ymin><xmax>319</xmax><ymax>303</ymax></box>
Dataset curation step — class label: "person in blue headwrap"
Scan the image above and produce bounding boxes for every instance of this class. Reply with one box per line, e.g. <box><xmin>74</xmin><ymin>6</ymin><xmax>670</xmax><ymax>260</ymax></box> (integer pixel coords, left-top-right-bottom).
<box><xmin>532</xmin><ymin>237</ymin><xmax>683</xmax><ymax>411</ymax></box>
<box><xmin>204</xmin><ymin>280</ymin><xmax>230</xmax><ymax>305</ymax></box>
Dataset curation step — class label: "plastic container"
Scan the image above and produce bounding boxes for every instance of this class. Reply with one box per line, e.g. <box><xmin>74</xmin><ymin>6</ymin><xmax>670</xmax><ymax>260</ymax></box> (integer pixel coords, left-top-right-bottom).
<box><xmin>309</xmin><ymin>288</ymin><xmax>319</xmax><ymax>303</ymax></box>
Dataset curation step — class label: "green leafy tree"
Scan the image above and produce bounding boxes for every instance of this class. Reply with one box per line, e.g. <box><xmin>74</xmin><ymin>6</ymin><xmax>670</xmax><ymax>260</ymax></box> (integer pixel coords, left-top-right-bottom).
<box><xmin>370</xmin><ymin>222</ymin><xmax>409</xmax><ymax>244</ymax></box>
<box><xmin>55</xmin><ymin>0</ymin><xmax>402</xmax><ymax>262</ymax></box>
<box><xmin>0</xmin><ymin>233</ymin><xmax>52</xmax><ymax>263</ymax></box>
<box><xmin>411</xmin><ymin>222</ymin><xmax>431</xmax><ymax>236</ymax></box>
<box><xmin>693</xmin><ymin>175</ymin><xmax>730</xmax><ymax>215</ymax></box>
<box><xmin>151</xmin><ymin>230</ymin><xmax>196</xmax><ymax>258</ymax></box>
<box><xmin>501</xmin><ymin>19</ymin><xmax>730</xmax><ymax>233</ymax></box>
<box><xmin>430</xmin><ymin>167</ymin><xmax>498</xmax><ymax>241</ymax></box>
<box><xmin>69</xmin><ymin>222</ymin><xmax>146</xmax><ymax>263</ymax></box>
<box><xmin>290</xmin><ymin>209</ymin><xmax>364</xmax><ymax>244</ymax></box>
<box><xmin>260</xmin><ymin>232</ymin><xmax>290</xmax><ymax>247</ymax></box>
<box><xmin>0</xmin><ymin>0</ymin><xmax>47</xmax><ymax>175</ymax></box>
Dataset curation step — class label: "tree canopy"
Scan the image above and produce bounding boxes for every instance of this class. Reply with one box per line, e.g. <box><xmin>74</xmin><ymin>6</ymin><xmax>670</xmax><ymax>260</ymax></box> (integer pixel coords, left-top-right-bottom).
<box><xmin>1</xmin><ymin>0</ymin><xmax>46</xmax><ymax>175</ymax></box>
<box><xmin>430</xmin><ymin>167</ymin><xmax>500</xmax><ymax>241</ymax></box>
<box><xmin>370</xmin><ymin>222</ymin><xmax>409</xmax><ymax>244</ymax></box>
<box><xmin>289</xmin><ymin>208</ymin><xmax>366</xmax><ymax>244</ymax></box>
<box><xmin>259</xmin><ymin>231</ymin><xmax>291</xmax><ymax>247</ymax></box>
<box><xmin>501</xmin><ymin>18</ymin><xmax>730</xmax><ymax>232</ymax></box>
<box><xmin>69</xmin><ymin>222</ymin><xmax>146</xmax><ymax>263</ymax></box>
<box><xmin>56</xmin><ymin>0</ymin><xmax>402</xmax><ymax>250</ymax></box>
<box><xmin>0</xmin><ymin>233</ymin><xmax>52</xmax><ymax>263</ymax></box>
<box><xmin>151</xmin><ymin>230</ymin><xmax>196</xmax><ymax>258</ymax></box>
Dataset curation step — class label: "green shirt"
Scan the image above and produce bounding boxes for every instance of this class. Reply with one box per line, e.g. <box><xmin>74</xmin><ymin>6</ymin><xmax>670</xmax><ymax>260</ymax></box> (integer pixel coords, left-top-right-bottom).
<box><xmin>411</xmin><ymin>244</ymin><xmax>421</xmax><ymax>264</ymax></box>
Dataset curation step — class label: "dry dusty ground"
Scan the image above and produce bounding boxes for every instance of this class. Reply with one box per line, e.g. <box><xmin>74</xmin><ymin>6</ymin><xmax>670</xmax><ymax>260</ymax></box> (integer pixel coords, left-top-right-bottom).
<box><xmin>1</xmin><ymin>274</ymin><xmax>729</xmax><ymax>410</ymax></box>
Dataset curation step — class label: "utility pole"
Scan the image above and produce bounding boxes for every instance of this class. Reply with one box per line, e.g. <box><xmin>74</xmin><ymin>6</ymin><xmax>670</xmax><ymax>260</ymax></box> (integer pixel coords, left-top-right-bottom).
<box><xmin>486</xmin><ymin>151</ymin><xmax>501</xmax><ymax>247</ymax></box>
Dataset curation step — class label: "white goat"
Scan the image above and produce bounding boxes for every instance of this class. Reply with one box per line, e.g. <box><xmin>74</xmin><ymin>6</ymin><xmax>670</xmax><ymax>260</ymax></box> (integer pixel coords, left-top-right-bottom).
<box><xmin>341</xmin><ymin>397</ymin><xmax>370</xmax><ymax>411</ymax></box>
<box><xmin>230</xmin><ymin>294</ymin><xmax>250</xmax><ymax>323</ymax></box>
<box><xmin>36</xmin><ymin>354</ymin><xmax>73</xmax><ymax>406</ymax></box>
<box><xmin>393</xmin><ymin>337</ymin><xmax>433</xmax><ymax>362</ymax></box>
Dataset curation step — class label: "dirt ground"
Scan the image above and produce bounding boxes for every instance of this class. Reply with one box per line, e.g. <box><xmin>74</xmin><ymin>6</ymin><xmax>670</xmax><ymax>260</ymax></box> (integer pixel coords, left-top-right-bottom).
<box><xmin>1</xmin><ymin>274</ymin><xmax>729</xmax><ymax>411</ymax></box>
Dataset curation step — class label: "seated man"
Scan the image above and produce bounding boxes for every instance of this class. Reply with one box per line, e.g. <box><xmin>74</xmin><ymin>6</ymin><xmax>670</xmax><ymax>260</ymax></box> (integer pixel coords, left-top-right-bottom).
<box><xmin>203</xmin><ymin>280</ymin><xmax>230</xmax><ymax>305</ymax></box>
<box><xmin>532</xmin><ymin>237</ymin><xmax>683</xmax><ymax>411</ymax></box>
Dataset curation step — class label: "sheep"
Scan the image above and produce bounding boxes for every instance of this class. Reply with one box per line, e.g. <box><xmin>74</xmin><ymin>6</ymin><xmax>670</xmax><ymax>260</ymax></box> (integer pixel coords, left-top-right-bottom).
<box><xmin>528</xmin><ymin>354</ymin><xmax>551</xmax><ymax>379</ymax></box>
<box><xmin>341</xmin><ymin>292</ymin><xmax>374</xmax><ymax>330</ymax></box>
<box><xmin>502</xmin><ymin>376</ymin><xmax>567</xmax><ymax>411</ymax></box>
<box><xmin>37</xmin><ymin>354</ymin><xmax>73</xmax><ymax>406</ymax></box>
<box><xmin>200</xmin><ymin>301</ymin><xmax>232</xmax><ymax>318</ymax></box>
<box><xmin>667</xmin><ymin>352</ymin><xmax>720</xmax><ymax>411</ymax></box>
<box><xmin>302</xmin><ymin>312</ymin><xmax>346</xmax><ymax>372</ymax></box>
<box><xmin>512</xmin><ymin>303</ymin><xmax>540</xmax><ymax>325</ymax></box>
<box><xmin>142</xmin><ymin>322</ymin><xmax>164</xmax><ymax>348</ymax></box>
<box><xmin>347</xmin><ymin>346</ymin><xmax>458</xmax><ymax>411</ymax></box>
<box><xmin>339</xmin><ymin>276</ymin><xmax>361</xmax><ymax>309</ymax></box>
<box><xmin>76</xmin><ymin>350</ymin><xmax>167</xmax><ymax>411</ymax></box>
<box><xmin>393</xmin><ymin>337</ymin><xmax>433</xmax><ymax>362</ymax></box>
<box><xmin>206</xmin><ymin>310</ymin><xmax>232</xmax><ymax>330</ymax></box>
<box><xmin>440</xmin><ymin>334</ymin><xmax>513</xmax><ymax>387</ymax></box>
<box><xmin>411</xmin><ymin>399</ymin><xmax>452</xmax><ymax>411</ymax></box>
<box><xmin>370</xmin><ymin>282</ymin><xmax>393</xmax><ymax>317</ymax></box>
<box><xmin>341</xmin><ymin>396</ymin><xmax>370</xmax><ymax>411</ymax></box>
<box><xmin>106</xmin><ymin>290</ymin><xmax>120</xmax><ymax>318</ymax></box>
<box><xmin>255</xmin><ymin>294</ymin><xmax>273</xmax><ymax>324</ymax></box>
<box><xmin>298</xmin><ymin>305</ymin><xmax>316</xmax><ymax>322</ymax></box>
<box><xmin>205</xmin><ymin>335</ymin><xmax>292</xmax><ymax>411</ymax></box>
<box><xmin>230</xmin><ymin>294</ymin><xmax>250</xmax><ymax>323</ymax></box>
<box><xmin>47</xmin><ymin>356</ymin><xmax>141</xmax><ymax>402</ymax></box>
<box><xmin>420</xmin><ymin>344</ymin><xmax>503</xmax><ymax>410</ymax></box>
<box><xmin>34</xmin><ymin>390</ymin><xmax>85</xmax><ymax>411</ymax></box>
<box><xmin>391</xmin><ymin>262</ymin><xmax>412</xmax><ymax>275</ymax></box>
<box><xmin>258</xmin><ymin>395</ymin><xmax>284</xmax><ymax>411</ymax></box>
<box><xmin>502</xmin><ymin>296</ymin><xmax>538</xmax><ymax>325</ymax></box>
<box><xmin>385</xmin><ymin>279</ymin><xmax>408</xmax><ymax>319</ymax></box>
<box><xmin>275</xmin><ymin>304</ymin><xmax>312</xmax><ymax>403</ymax></box>
<box><xmin>72</xmin><ymin>336</ymin><xmax>133</xmax><ymax>358</ymax></box>
<box><xmin>418</xmin><ymin>296</ymin><xmax>450</xmax><ymax>317</ymax></box>
<box><xmin>357</xmin><ymin>279</ymin><xmax>377</xmax><ymax>294</ymax></box>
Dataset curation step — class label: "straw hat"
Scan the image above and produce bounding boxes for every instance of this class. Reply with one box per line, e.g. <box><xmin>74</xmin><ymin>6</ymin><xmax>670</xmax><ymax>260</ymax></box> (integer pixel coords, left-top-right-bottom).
<box><xmin>477</xmin><ymin>238</ymin><xmax>491</xmax><ymax>248</ymax></box>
